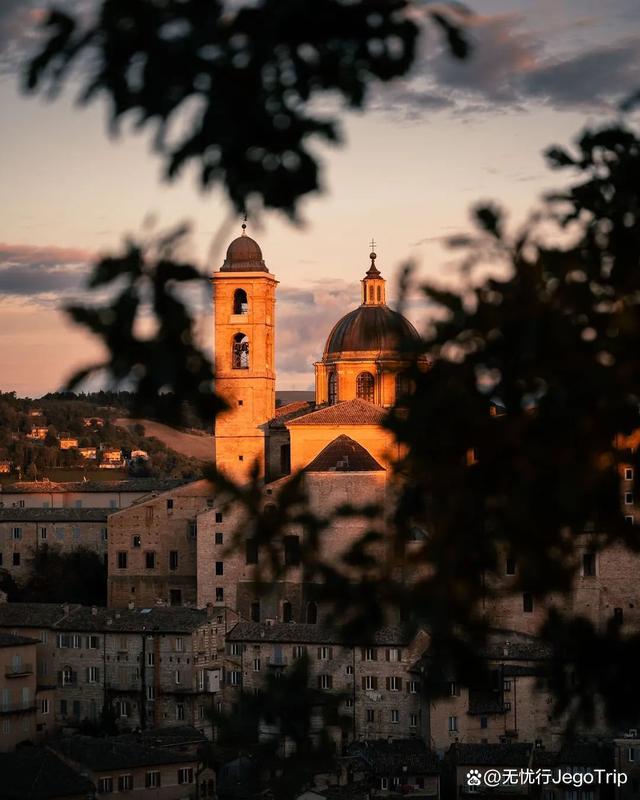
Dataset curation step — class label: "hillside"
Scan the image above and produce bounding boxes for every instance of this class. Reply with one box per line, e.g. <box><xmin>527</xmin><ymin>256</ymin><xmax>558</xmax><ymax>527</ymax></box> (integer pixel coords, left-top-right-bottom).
<box><xmin>114</xmin><ymin>418</ymin><xmax>214</xmax><ymax>462</ymax></box>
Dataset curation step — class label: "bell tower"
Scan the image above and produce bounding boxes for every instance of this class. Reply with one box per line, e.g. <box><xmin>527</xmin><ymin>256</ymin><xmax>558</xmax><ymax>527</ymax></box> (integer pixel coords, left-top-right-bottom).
<box><xmin>212</xmin><ymin>225</ymin><xmax>277</xmax><ymax>481</ymax></box>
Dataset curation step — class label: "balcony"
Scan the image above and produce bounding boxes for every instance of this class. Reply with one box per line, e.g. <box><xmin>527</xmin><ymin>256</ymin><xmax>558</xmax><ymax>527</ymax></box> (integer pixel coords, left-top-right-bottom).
<box><xmin>5</xmin><ymin>663</ymin><xmax>33</xmax><ymax>678</ymax></box>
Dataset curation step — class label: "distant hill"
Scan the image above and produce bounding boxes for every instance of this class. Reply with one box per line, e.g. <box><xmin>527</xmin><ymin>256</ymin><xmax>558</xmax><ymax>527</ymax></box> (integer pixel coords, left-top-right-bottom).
<box><xmin>276</xmin><ymin>391</ymin><xmax>315</xmax><ymax>406</ymax></box>
<box><xmin>114</xmin><ymin>418</ymin><xmax>214</xmax><ymax>462</ymax></box>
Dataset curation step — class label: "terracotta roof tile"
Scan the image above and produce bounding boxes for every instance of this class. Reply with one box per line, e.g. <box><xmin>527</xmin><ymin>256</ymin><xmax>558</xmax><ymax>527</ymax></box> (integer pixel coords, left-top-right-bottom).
<box><xmin>305</xmin><ymin>435</ymin><xmax>384</xmax><ymax>472</ymax></box>
<box><xmin>287</xmin><ymin>399</ymin><xmax>387</xmax><ymax>426</ymax></box>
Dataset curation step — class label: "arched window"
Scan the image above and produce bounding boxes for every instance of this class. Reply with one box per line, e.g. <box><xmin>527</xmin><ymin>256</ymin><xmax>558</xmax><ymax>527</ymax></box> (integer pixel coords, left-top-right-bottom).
<box><xmin>62</xmin><ymin>666</ymin><xmax>73</xmax><ymax>686</ymax></box>
<box><xmin>306</xmin><ymin>601</ymin><xmax>318</xmax><ymax>625</ymax></box>
<box><xmin>328</xmin><ymin>371</ymin><xmax>337</xmax><ymax>405</ymax></box>
<box><xmin>233</xmin><ymin>288</ymin><xmax>248</xmax><ymax>314</ymax></box>
<box><xmin>356</xmin><ymin>372</ymin><xmax>375</xmax><ymax>403</ymax></box>
<box><xmin>395</xmin><ymin>372</ymin><xmax>412</xmax><ymax>404</ymax></box>
<box><xmin>368</xmin><ymin>285</ymin><xmax>374</xmax><ymax>302</ymax></box>
<box><xmin>283</xmin><ymin>601</ymin><xmax>293</xmax><ymax>623</ymax></box>
<box><xmin>232</xmin><ymin>333</ymin><xmax>249</xmax><ymax>369</ymax></box>
<box><xmin>376</xmin><ymin>285</ymin><xmax>381</xmax><ymax>302</ymax></box>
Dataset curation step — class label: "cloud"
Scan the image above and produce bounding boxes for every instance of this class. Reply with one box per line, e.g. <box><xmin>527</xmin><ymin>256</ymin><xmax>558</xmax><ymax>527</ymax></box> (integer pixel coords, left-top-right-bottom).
<box><xmin>373</xmin><ymin>11</ymin><xmax>640</xmax><ymax>119</ymax></box>
<box><xmin>521</xmin><ymin>38</ymin><xmax>640</xmax><ymax>109</ymax></box>
<box><xmin>0</xmin><ymin>243</ymin><xmax>92</xmax><ymax>299</ymax></box>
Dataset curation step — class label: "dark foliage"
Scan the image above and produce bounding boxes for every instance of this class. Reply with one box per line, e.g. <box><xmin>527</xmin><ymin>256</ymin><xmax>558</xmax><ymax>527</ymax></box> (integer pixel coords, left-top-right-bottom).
<box><xmin>21</xmin><ymin>545</ymin><xmax>107</xmax><ymax>605</ymax></box>
<box><xmin>25</xmin><ymin>0</ymin><xmax>468</xmax><ymax>219</ymax></box>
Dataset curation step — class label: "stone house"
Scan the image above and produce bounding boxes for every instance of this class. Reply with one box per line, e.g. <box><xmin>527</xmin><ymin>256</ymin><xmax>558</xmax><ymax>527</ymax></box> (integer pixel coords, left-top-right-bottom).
<box><xmin>0</xmin><ymin>602</ymin><xmax>225</xmax><ymax>737</ymax></box>
<box><xmin>50</xmin><ymin>733</ymin><xmax>199</xmax><ymax>798</ymax></box>
<box><xmin>107</xmin><ymin>480</ymin><xmax>215</xmax><ymax>608</ymax></box>
<box><xmin>0</xmin><ymin>507</ymin><xmax>109</xmax><ymax>580</ymax></box>
<box><xmin>0</xmin><ymin>478</ymin><xmax>185</xmax><ymax>510</ymax></box>
<box><xmin>223</xmin><ymin>622</ymin><xmax>430</xmax><ymax>748</ymax></box>
<box><xmin>0</xmin><ymin>632</ymin><xmax>39</xmax><ymax>751</ymax></box>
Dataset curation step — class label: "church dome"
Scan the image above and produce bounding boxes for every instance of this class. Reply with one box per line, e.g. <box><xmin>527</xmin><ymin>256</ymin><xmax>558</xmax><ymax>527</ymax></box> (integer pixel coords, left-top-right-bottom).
<box><xmin>323</xmin><ymin>305</ymin><xmax>422</xmax><ymax>357</ymax></box>
<box><xmin>221</xmin><ymin>234</ymin><xmax>267</xmax><ymax>272</ymax></box>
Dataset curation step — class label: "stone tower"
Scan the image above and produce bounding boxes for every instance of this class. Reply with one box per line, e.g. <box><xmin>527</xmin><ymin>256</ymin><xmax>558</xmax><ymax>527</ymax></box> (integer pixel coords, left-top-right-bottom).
<box><xmin>212</xmin><ymin>227</ymin><xmax>277</xmax><ymax>481</ymax></box>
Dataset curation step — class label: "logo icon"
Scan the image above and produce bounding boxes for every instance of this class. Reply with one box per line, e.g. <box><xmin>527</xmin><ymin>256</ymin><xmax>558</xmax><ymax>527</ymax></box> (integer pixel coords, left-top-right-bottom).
<box><xmin>467</xmin><ymin>769</ymin><xmax>482</xmax><ymax>787</ymax></box>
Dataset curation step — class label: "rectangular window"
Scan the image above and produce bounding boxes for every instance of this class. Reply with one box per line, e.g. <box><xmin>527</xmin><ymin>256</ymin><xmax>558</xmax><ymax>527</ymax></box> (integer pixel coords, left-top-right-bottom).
<box><xmin>145</xmin><ymin>551</ymin><xmax>156</xmax><ymax>569</ymax></box>
<box><xmin>132</xmin><ymin>535</ymin><xmax>141</xmax><ymax>548</ymax></box>
<box><xmin>230</xmin><ymin>643</ymin><xmax>242</xmax><ymax>656</ymax></box>
<box><xmin>147</xmin><ymin>685</ymin><xmax>155</xmax><ymax>700</ymax></box>
<box><xmin>215</xmin><ymin>532</ymin><xmax>223</xmax><ymax>545</ymax></box>
<box><xmin>215</xmin><ymin>561</ymin><xmax>224</xmax><ymax>575</ymax></box>
<box><xmin>101</xmin><ymin>528</ymin><xmax>108</xmax><ymax>541</ymax></box>
<box><xmin>147</xmin><ymin>652</ymin><xmax>155</xmax><ymax>667</ymax></box>
<box><xmin>362</xmin><ymin>647</ymin><xmax>377</xmax><ymax>661</ymax></box>
<box><xmin>87</xmin><ymin>666</ymin><xmax>99</xmax><ymax>683</ymax></box>
<box><xmin>391</xmin><ymin>709</ymin><xmax>400</xmax><ymax>723</ymax></box>
<box><xmin>626</xmin><ymin>467</ymin><xmax>634</xmax><ymax>481</ymax></box>
<box><xmin>230</xmin><ymin>671</ymin><xmax>242</xmax><ymax>685</ymax></box>
<box><xmin>167</xmin><ymin>499</ymin><xmax>174</xmax><ymax>510</ymax></box>
<box><xmin>12</xmin><ymin>527</ymin><xmax>22</xmax><ymax>540</ymax></box>
<box><xmin>245</xmin><ymin>539</ymin><xmax>258</xmax><ymax>565</ymax></box>
<box><xmin>117</xmin><ymin>551</ymin><xmax>127</xmax><ymax>569</ymax></box>
<box><xmin>523</xmin><ymin>592</ymin><xmax>534</xmax><ymax>613</ymax></box>
<box><xmin>626</xmin><ymin>515</ymin><xmax>635</xmax><ymax>525</ymax></box>
<box><xmin>250</xmin><ymin>602</ymin><xmax>260</xmax><ymax>622</ymax></box>
<box><xmin>503</xmin><ymin>680</ymin><xmax>512</xmax><ymax>692</ymax></box>
<box><xmin>387</xmin><ymin>676</ymin><xmax>402</xmax><ymax>692</ymax></box>
<box><xmin>386</xmin><ymin>648</ymin><xmax>401</xmax><ymax>662</ymax></box>
<box><xmin>284</xmin><ymin>535</ymin><xmax>301</xmax><ymax>566</ymax></box>
<box><xmin>409</xmin><ymin>680</ymin><xmax>419</xmax><ymax>694</ymax></box>
<box><xmin>87</xmin><ymin>635</ymin><xmax>99</xmax><ymax>649</ymax></box>
<box><xmin>98</xmin><ymin>777</ymin><xmax>114</xmax><ymax>793</ymax></box>
<box><xmin>215</xmin><ymin>587</ymin><xmax>224</xmax><ymax>602</ymax></box>
<box><xmin>175</xmin><ymin>637</ymin><xmax>183</xmax><ymax>652</ymax></box>
<box><xmin>448</xmin><ymin>681</ymin><xmax>459</xmax><ymax>696</ymax></box>
<box><xmin>71</xmin><ymin>634</ymin><xmax>81</xmax><ymax>648</ymax></box>
<box><xmin>253</xmin><ymin>658</ymin><xmax>261</xmax><ymax>672</ymax></box>
<box><xmin>145</xmin><ymin>771</ymin><xmax>161</xmax><ymax>789</ymax></box>
<box><xmin>318</xmin><ymin>646</ymin><xmax>332</xmax><ymax>660</ymax></box>
<box><xmin>363</xmin><ymin>675</ymin><xmax>378</xmax><ymax>691</ymax></box>
<box><xmin>505</xmin><ymin>557</ymin><xmax>516</xmax><ymax>575</ymax></box>
<box><xmin>582</xmin><ymin>552</ymin><xmax>596</xmax><ymax>577</ymax></box>
<box><xmin>366</xmin><ymin>709</ymin><xmax>375</xmax><ymax>723</ymax></box>
<box><xmin>118</xmin><ymin>775</ymin><xmax>132</xmax><ymax>792</ymax></box>
<box><xmin>215</xmin><ymin>512</ymin><xmax>223</xmax><ymax>523</ymax></box>
<box><xmin>448</xmin><ymin>715</ymin><xmax>458</xmax><ymax>732</ymax></box>
<box><xmin>625</xmin><ymin>492</ymin><xmax>634</xmax><ymax>505</ymax></box>
<box><xmin>12</xmin><ymin>552</ymin><xmax>20</xmax><ymax>566</ymax></box>
<box><xmin>175</xmin><ymin>670</ymin><xmax>181</xmax><ymax>685</ymax></box>
<box><xmin>176</xmin><ymin>703</ymin><xmax>185</xmax><ymax>720</ymax></box>
<box><xmin>318</xmin><ymin>674</ymin><xmax>332</xmax><ymax>690</ymax></box>
<box><xmin>410</xmin><ymin>713</ymin><xmax>418</xmax><ymax>728</ymax></box>
<box><xmin>293</xmin><ymin>645</ymin><xmax>306</xmax><ymax>659</ymax></box>
<box><xmin>178</xmin><ymin>768</ymin><xmax>194</xmax><ymax>785</ymax></box>
<box><xmin>40</xmin><ymin>527</ymin><xmax>47</xmax><ymax>540</ymax></box>
<box><xmin>40</xmin><ymin>699</ymin><xmax>50</xmax><ymax>714</ymax></box>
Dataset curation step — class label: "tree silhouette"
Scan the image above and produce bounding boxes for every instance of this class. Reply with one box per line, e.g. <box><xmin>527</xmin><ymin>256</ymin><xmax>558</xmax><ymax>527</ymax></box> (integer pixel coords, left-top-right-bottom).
<box><xmin>19</xmin><ymin>0</ymin><xmax>640</xmax><ymax>793</ymax></box>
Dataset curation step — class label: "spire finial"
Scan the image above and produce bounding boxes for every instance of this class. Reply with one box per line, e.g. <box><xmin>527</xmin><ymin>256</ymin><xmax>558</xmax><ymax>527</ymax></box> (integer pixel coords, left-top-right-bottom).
<box><xmin>241</xmin><ymin>212</ymin><xmax>247</xmax><ymax>236</ymax></box>
<box><xmin>369</xmin><ymin>238</ymin><xmax>376</xmax><ymax>263</ymax></box>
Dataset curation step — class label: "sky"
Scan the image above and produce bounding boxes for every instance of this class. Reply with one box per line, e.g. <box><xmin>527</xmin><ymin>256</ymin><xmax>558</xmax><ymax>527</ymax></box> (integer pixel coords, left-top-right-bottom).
<box><xmin>1</xmin><ymin>0</ymin><xmax>639</xmax><ymax>396</ymax></box>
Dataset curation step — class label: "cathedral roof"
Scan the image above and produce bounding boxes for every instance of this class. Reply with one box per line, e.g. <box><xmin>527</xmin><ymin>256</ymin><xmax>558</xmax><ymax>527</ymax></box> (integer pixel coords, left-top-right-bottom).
<box><xmin>305</xmin><ymin>435</ymin><xmax>384</xmax><ymax>472</ymax></box>
<box><xmin>220</xmin><ymin>234</ymin><xmax>268</xmax><ymax>272</ymax></box>
<box><xmin>323</xmin><ymin>304</ymin><xmax>422</xmax><ymax>357</ymax></box>
<box><xmin>287</xmin><ymin>399</ymin><xmax>387</xmax><ymax>426</ymax></box>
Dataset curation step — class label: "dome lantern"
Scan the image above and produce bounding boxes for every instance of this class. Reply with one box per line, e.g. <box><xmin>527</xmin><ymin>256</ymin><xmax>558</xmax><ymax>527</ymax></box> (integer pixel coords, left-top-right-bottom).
<box><xmin>361</xmin><ymin>242</ymin><xmax>386</xmax><ymax>306</ymax></box>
